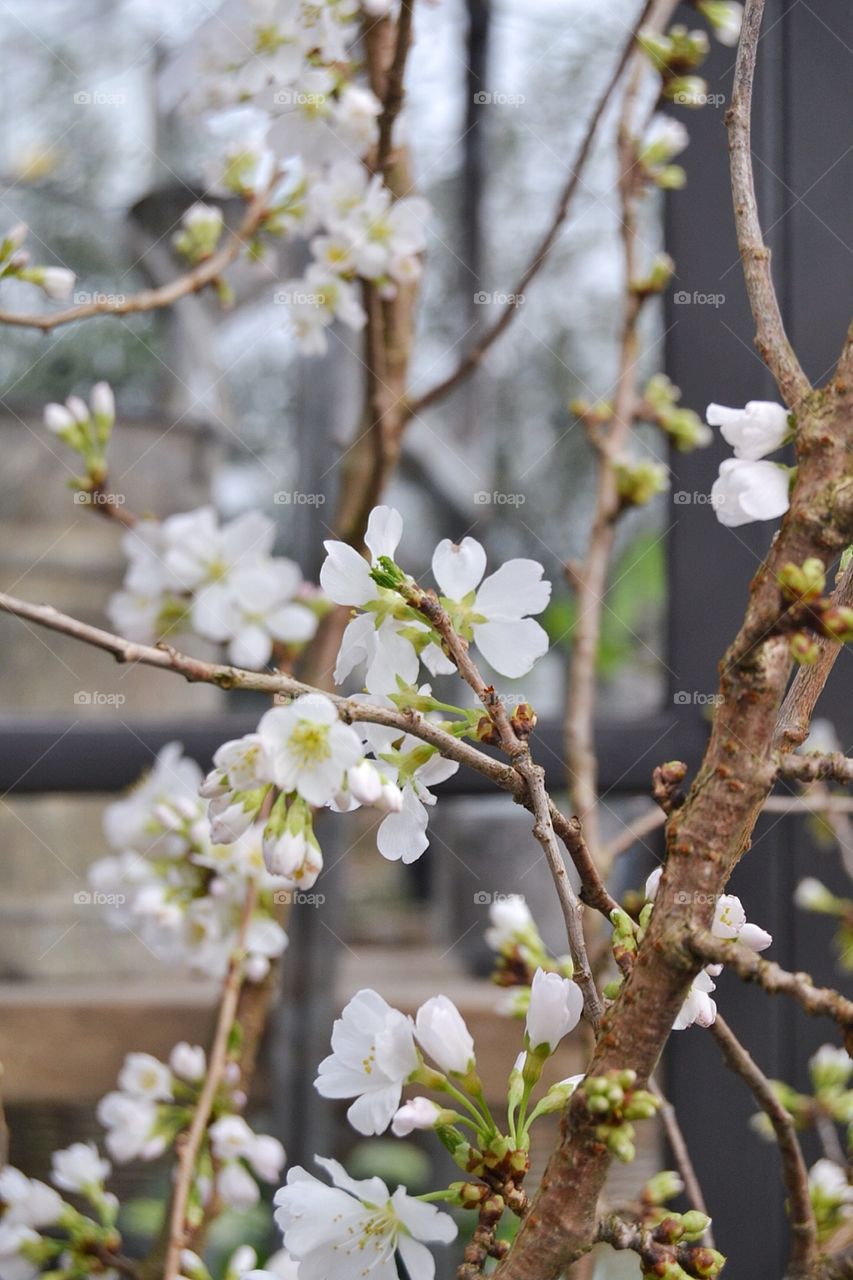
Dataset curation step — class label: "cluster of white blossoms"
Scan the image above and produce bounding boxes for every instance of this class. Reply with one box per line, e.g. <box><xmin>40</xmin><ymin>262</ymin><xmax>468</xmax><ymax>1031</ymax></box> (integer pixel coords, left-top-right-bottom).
<box><xmin>269</xmin><ymin>972</ymin><xmax>585</xmax><ymax>1279</ymax></box>
<box><xmin>0</xmin><ymin>222</ymin><xmax>76</xmax><ymax>302</ymax></box>
<box><xmin>89</xmin><ymin>743</ymin><xmax>289</xmax><ymax>980</ymax></box>
<box><xmin>162</xmin><ymin>0</ymin><xmax>429</xmax><ymax>355</ymax></box>
<box><xmin>108</xmin><ymin>505</ymin><xmax>320</xmax><ymax>669</ymax></box>
<box><xmin>200</xmin><ymin>688</ymin><xmax>457</xmax><ymax>874</ymax></box>
<box><xmin>97</xmin><ymin>1045</ymin><xmax>285</xmax><ymax>1210</ymax></box>
<box><xmin>707</xmin><ymin>400</ymin><xmax>793</xmax><ymax>528</ymax></box>
<box><xmin>322</xmin><ymin>505</ymin><xmax>552</xmax><ymax>695</ymax></box>
<box><xmin>645</xmin><ymin>870</ymin><xmax>772</xmax><ymax>1028</ymax></box>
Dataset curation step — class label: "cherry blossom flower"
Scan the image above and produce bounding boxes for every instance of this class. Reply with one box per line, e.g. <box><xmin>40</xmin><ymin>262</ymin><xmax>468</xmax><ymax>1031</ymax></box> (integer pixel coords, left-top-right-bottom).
<box><xmin>711</xmin><ymin>894</ymin><xmax>773</xmax><ymax>953</ymax></box>
<box><xmin>314</xmin><ymin>989</ymin><xmax>418</xmax><ymax>1135</ymax></box>
<box><xmin>711</xmin><ymin>458</ymin><xmax>790</xmax><ymax>527</ymax></box>
<box><xmin>707</xmin><ymin>401</ymin><xmax>791</xmax><ymax>460</ymax></box>
<box><xmin>525</xmin><ymin>968</ymin><xmax>584</xmax><ymax>1054</ymax></box>
<box><xmin>50</xmin><ymin>1143</ymin><xmax>110</xmax><ymax>1194</ymax></box>
<box><xmin>258</xmin><ymin>694</ymin><xmax>363</xmax><ymax>806</ymax></box>
<box><xmin>484</xmin><ymin>895</ymin><xmax>535</xmax><ymax>949</ymax></box>
<box><xmin>673</xmin><ymin>970</ymin><xmax>718</xmax><ymax>1031</ymax></box>
<box><xmin>118</xmin><ymin>1052</ymin><xmax>173</xmax><ymax>1102</ymax></box>
<box><xmin>431</xmin><ymin>536</ymin><xmax>551</xmax><ymax>677</ymax></box>
<box><xmin>274</xmin><ymin>1157</ymin><xmax>457</xmax><ymax>1280</ymax></box>
<box><xmin>191</xmin><ymin>559</ymin><xmax>317</xmax><ymax>669</ymax></box>
<box><xmin>391</xmin><ymin>1098</ymin><xmax>443</xmax><ymax>1137</ymax></box>
<box><xmin>0</xmin><ymin>1223</ymin><xmax>41</xmax><ymax>1280</ymax></box>
<box><xmin>97</xmin><ymin>1091</ymin><xmax>162</xmax><ymax>1163</ymax></box>
<box><xmin>0</xmin><ymin>1168</ymin><xmax>63</xmax><ymax>1228</ymax></box>
<box><xmin>415</xmin><ymin>995</ymin><xmax>475</xmax><ymax>1075</ymax></box>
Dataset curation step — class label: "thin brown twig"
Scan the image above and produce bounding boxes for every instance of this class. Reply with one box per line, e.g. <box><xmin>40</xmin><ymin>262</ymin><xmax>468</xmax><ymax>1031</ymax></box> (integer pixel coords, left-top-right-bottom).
<box><xmin>405</xmin><ymin>0</ymin><xmax>658</xmax><ymax>419</ymax></box>
<box><xmin>648</xmin><ymin>1076</ymin><xmax>714</xmax><ymax>1246</ymax></box>
<box><xmin>775</xmin><ymin>561</ymin><xmax>853</xmax><ymax>750</ymax></box>
<box><xmin>726</xmin><ymin>0</ymin><xmax>811</xmax><ymax>407</ymax></box>
<box><xmin>0</xmin><ymin>186</ymin><xmax>275</xmax><ymax>332</ymax></box>
<box><xmin>0</xmin><ymin>588</ymin><xmax>616</xmax><ymax>925</ymax></box>
<box><xmin>163</xmin><ymin>883</ymin><xmax>258</xmax><ymax>1280</ymax></box>
<box><xmin>563</xmin><ymin>0</ymin><xmax>679</xmax><ymax>867</ymax></box>
<box><xmin>710</xmin><ymin>1015</ymin><xmax>817</xmax><ymax>1276</ymax></box>
<box><xmin>400</xmin><ymin>583</ymin><xmax>603</xmax><ymax>1027</ymax></box>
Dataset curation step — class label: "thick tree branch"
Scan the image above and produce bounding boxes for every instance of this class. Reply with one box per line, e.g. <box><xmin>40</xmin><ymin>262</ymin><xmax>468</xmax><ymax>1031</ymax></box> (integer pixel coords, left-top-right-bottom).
<box><xmin>710</xmin><ymin>1015</ymin><xmax>817</xmax><ymax>1276</ymax></box>
<box><xmin>726</xmin><ymin>0</ymin><xmax>811</xmax><ymax>406</ymax></box>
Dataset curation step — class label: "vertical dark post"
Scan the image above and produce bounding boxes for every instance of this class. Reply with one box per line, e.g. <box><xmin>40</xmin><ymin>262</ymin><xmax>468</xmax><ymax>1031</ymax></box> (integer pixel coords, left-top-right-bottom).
<box><xmin>666</xmin><ymin>0</ymin><xmax>853</xmax><ymax>1270</ymax></box>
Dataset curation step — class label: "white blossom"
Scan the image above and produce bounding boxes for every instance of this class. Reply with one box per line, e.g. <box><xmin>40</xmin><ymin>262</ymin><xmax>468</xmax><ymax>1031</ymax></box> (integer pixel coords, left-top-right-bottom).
<box><xmin>673</xmin><ymin>970</ymin><xmax>717</xmax><ymax>1031</ymax></box>
<box><xmin>707</xmin><ymin>401</ymin><xmax>790</xmax><ymax>460</ymax></box>
<box><xmin>274</xmin><ymin>1157</ymin><xmax>457</xmax><ymax>1280</ymax></box>
<box><xmin>711</xmin><ymin>458</ymin><xmax>790</xmax><ymax>527</ymax></box>
<box><xmin>525</xmin><ymin>968</ymin><xmax>584</xmax><ymax>1053</ymax></box>
<box><xmin>51</xmin><ymin>1143</ymin><xmax>110</xmax><ymax>1193</ymax></box>
<box><xmin>170</xmin><ymin>1042</ymin><xmax>207</xmax><ymax>1083</ymax></box>
<box><xmin>415</xmin><ymin>995</ymin><xmax>475</xmax><ymax>1075</ymax></box>
<box><xmin>484</xmin><ymin>896</ymin><xmax>534</xmax><ymax>949</ymax></box>
<box><xmin>258</xmin><ymin>694</ymin><xmax>362</xmax><ymax>806</ymax></box>
<box><xmin>314</xmin><ymin>989</ymin><xmax>418</xmax><ymax>1135</ymax></box>
<box><xmin>118</xmin><ymin>1052</ymin><xmax>174</xmax><ymax>1102</ymax></box>
<box><xmin>0</xmin><ymin>1168</ymin><xmax>63</xmax><ymax>1228</ymax></box>
<box><xmin>431</xmin><ymin>537</ymin><xmax>551</xmax><ymax>677</ymax></box>
<box><xmin>391</xmin><ymin>1098</ymin><xmax>443</xmax><ymax>1137</ymax></box>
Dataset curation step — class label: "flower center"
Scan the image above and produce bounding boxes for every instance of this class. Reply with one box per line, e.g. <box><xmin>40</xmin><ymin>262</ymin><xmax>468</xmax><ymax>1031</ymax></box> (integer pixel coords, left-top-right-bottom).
<box><xmin>288</xmin><ymin>721</ymin><xmax>331</xmax><ymax>767</ymax></box>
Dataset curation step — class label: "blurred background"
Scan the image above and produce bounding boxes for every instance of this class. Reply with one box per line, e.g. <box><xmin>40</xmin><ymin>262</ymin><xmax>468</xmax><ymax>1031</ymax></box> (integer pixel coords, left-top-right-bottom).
<box><xmin>0</xmin><ymin>0</ymin><xmax>851</xmax><ymax>1276</ymax></box>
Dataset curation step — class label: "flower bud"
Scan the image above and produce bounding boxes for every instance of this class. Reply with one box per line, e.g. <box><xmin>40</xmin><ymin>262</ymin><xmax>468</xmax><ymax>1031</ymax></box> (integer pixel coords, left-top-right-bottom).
<box><xmin>643</xmin><ymin>1170</ymin><xmax>685</xmax><ymax>1204</ymax></box>
<box><xmin>778</xmin><ymin>557</ymin><xmax>825</xmax><ymax>603</ymax></box>
<box><xmin>680</xmin><ymin>1210</ymin><xmax>712</xmax><ymax>1240</ymax></box>
<box><xmin>790</xmin><ymin>632</ymin><xmax>821</xmax><ymax>666</ymax></box>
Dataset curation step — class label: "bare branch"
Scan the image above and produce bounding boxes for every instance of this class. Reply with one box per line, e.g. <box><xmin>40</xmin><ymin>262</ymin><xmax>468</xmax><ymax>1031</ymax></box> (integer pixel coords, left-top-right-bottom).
<box><xmin>710</xmin><ymin>1015</ymin><xmax>817</xmax><ymax>1276</ymax></box>
<box><xmin>163</xmin><ymin>882</ymin><xmax>258</xmax><ymax>1280</ymax></box>
<box><xmin>775</xmin><ymin>560</ymin><xmax>853</xmax><ymax>750</ymax></box>
<box><xmin>727</xmin><ymin>0</ymin><xmax>811</xmax><ymax>405</ymax></box>
<box><xmin>400</xmin><ymin>581</ymin><xmax>604</xmax><ymax>1026</ymax></box>
<box><xmin>690</xmin><ymin>933</ymin><xmax>853</xmax><ymax>1032</ymax></box>
<box><xmin>0</xmin><ymin>187</ymin><xmax>274</xmax><ymax>332</ymax></box>
<box><xmin>406</xmin><ymin>0</ymin><xmax>657</xmax><ymax>419</ymax></box>
<box><xmin>648</xmin><ymin>1077</ymin><xmax>714</xmax><ymax>1245</ymax></box>
<box><xmin>777</xmin><ymin>753</ymin><xmax>853</xmax><ymax>786</ymax></box>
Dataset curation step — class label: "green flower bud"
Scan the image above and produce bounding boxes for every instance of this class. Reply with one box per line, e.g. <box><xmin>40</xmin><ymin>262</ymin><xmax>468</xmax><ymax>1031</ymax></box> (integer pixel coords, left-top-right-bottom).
<box><xmin>778</xmin><ymin>557</ymin><xmax>826</xmax><ymax>603</ymax></box>
<box><xmin>680</xmin><ymin>1210</ymin><xmax>712</xmax><ymax>1240</ymax></box>
<box><xmin>644</xmin><ymin>1170</ymin><xmax>685</xmax><ymax>1204</ymax></box>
